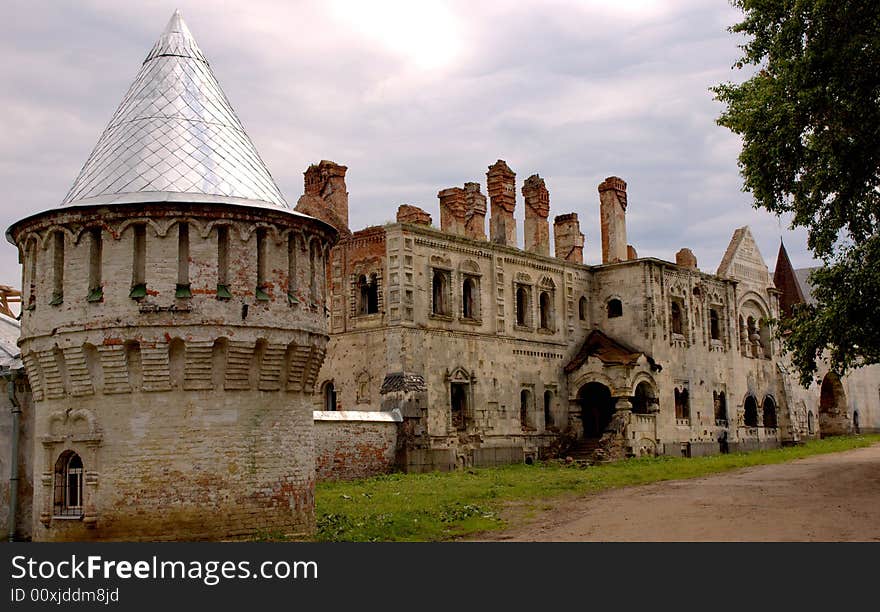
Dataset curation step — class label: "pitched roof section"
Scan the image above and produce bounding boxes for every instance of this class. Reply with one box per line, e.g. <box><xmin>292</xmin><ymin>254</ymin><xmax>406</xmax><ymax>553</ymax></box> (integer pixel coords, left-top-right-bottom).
<box><xmin>564</xmin><ymin>330</ymin><xmax>659</xmax><ymax>374</ymax></box>
<box><xmin>794</xmin><ymin>267</ymin><xmax>819</xmax><ymax>306</ymax></box>
<box><xmin>773</xmin><ymin>241</ymin><xmax>806</xmax><ymax>317</ymax></box>
<box><xmin>60</xmin><ymin>10</ymin><xmax>289</xmax><ymax>211</ymax></box>
<box><xmin>716</xmin><ymin>226</ymin><xmax>772</xmax><ymax>288</ymax></box>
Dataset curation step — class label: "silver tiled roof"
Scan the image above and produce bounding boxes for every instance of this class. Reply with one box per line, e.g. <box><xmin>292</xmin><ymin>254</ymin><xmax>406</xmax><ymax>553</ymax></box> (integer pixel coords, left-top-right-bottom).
<box><xmin>60</xmin><ymin>10</ymin><xmax>289</xmax><ymax>211</ymax></box>
<box><xmin>0</xmin><ymin>314</ymin><xmax>22</xmax><ymax>371</ymax></box>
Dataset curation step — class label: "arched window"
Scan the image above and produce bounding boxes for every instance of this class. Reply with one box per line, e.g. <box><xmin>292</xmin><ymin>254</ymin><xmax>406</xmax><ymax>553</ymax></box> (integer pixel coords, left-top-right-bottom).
<box><xmin>807</xmin><ymin>410</ymin><xmax>815</xmax><ymax>434</ymax></box>
<box><xmin>544</xmin><ymin>390</ymin><xmax>554</xmax><ymax>429</ymax></box>
<box><xmin>607</xmin><ymin>298</ymin><xmax>622</xmax><ymax>318</ymax></box>
<box><xmin>762</xmin><ymin>396</ymin><xmax>777</xmax><ymax>428</ymax></box>
<box><xmin>633</xmin><ymin>382</ymin><xmax>655</xmax><ymax>414</ymax></box>
<box><xmin>759</xmin><ymin>320</ymin><xmax>772</xmax><ymax>358</ymax></box>
<box><xmin>432</xmin><ymin>269</ymin><xmax>450</xmax><ymax>315</ymax></box>
<box><xmin>578</xmin><ymin>296</ymin><xmax>587</xmax><ymax>321</ymax></box>
<box><xmin>515</xmin><ymin>285</ymin><xmax>529</xmax><ymax>326</ymax></box>
<box><xmin>670</xmin><ymin>301</ymin><xmax>683</xmax><ymax>335</ymax></box>
<box><xmin>853</xmin><ymin>410</ymin><xmax>860</xmax><ymax>434</ymax></box>
<box><xmin>462</xmin><ymin>277</ymin><xmax>478</xmax><ymax>320</ymax></box>
<box><xmin>53</xmin><ymin>451</ymin><xmax>83</xmax><ymax>517</ymax></box>
<box><xmin>323</xmin><ymin>381</ymin><xmax>336</xmax><ymax>412</ymax></box>
<box><xmin>743</xmin><ymin>395</ymin><xmax>759</xmax><ymax>427</ymax></box>
<box><xmin>357</xmin><ymin>275</ymin><xmax>370</xmax><ymax>315</ymax></box>
<box><xmin>539</xmin><ymin>291</ymin><xmax>552</xmax><ymax>330</ymax></box>
<box><xmin>709</xmin><ymin>308</ymin><xmax>720</xmax><ymax>341</ymax></box>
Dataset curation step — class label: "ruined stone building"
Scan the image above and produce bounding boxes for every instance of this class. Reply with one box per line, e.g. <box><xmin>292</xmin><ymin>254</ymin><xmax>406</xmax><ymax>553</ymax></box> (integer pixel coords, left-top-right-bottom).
<box><xmin>310</xmin><ymin>163</ymin><xmax>880</xmax><ymax>476</ymax></box>
<box><xmin>2</xmin><ymin>11</ymin><xmax>879</xmax><ymax>542</ymax></box>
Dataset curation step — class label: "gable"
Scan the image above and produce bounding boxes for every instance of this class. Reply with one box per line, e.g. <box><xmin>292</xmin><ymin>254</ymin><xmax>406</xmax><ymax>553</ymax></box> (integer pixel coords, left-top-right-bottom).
<box><xmin>716</xmin><ymin>226</ymin><xmax>772</xmax><ymax>289</ymax></box>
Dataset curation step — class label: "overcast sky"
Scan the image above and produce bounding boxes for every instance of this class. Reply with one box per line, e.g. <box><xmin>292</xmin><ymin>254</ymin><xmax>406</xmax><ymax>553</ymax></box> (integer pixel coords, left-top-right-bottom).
<box><xmin>0</xmin><ymin>0</ymin><xmax>819</xmax><ymax>293</ymax></box>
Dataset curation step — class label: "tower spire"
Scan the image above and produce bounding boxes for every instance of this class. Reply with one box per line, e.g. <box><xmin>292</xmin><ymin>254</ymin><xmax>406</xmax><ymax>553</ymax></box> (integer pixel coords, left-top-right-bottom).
<box><xmin>60</xmin><ymin>10</ymin><xmax>288</xmax><ymax>211</ymax></box>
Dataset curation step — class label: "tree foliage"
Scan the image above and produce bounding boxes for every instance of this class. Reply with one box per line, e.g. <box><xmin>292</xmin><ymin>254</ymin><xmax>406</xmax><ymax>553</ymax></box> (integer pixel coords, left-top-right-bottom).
<box><xmin>713</xmin><ymin>0</ymin><xmax>880</xmax><ymax>386</ymax></box>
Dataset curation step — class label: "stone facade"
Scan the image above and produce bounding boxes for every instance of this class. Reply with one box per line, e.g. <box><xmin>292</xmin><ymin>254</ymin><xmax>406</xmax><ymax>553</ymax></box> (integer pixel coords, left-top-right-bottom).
<box><xmin>314</xmin><ymin>158</ymin><xmax>880</xmax><ymax>473</ymax></box>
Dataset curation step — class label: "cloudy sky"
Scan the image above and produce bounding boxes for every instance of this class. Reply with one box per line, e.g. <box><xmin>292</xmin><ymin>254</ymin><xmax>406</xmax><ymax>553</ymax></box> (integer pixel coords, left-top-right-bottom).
<box><xmin>0</xmin><ymin>0</ymin><xmax>818</xmax><ymax>293</ymax></box>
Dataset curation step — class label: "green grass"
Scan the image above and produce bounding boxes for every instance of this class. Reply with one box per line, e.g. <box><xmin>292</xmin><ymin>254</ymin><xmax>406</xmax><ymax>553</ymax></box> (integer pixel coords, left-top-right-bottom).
<box><xmin>314</xmin><ymin>435</ymin><xmax>880</xmax><ymax>542</ymax></box>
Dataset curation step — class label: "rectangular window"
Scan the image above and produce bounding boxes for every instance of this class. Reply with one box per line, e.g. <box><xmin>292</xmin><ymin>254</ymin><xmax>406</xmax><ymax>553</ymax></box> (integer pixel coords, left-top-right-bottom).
<box><xmin>87</xmin><ymin>228</ymin><xmax>103</xmax><ymax>302</ymax></box>
<box><xmin>130</xmin><ymin>224</ymin><xmax>147</xmax><ymax>300</ymax></box>
<box><xmin>217</xmin><ymin>226</ymin><xmax>231</xmax><ymax>299</ymax></box>
<box><xmin>287</xmin><ymin>233</ymin><xmax>297</xmax><ymax>304</ymax></box>
<box><xmin>51</xmin><ymin>232</ymin><xmax>64</xmax><ymax>305</ymax></box>
<box><xmin>176</xmin><ymin>222</ymin><xmax>192</xmax><ymax>298</ymax></box>
<box><xmin>256</xmin><ymin>228</ymin><xmax>269</xmax><ymax>300</ymax></box>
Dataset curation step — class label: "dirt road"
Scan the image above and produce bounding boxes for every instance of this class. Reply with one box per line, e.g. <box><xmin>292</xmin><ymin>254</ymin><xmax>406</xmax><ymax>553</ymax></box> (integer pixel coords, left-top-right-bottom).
<box><xmin>484</xmin><ymin>443</ymin><xmax>880</xmax><ymax>541</ymax></box>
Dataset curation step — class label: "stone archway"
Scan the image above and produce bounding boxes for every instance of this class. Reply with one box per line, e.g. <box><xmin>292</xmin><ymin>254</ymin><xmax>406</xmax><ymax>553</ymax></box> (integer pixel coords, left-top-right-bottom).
<box><xmin>819</xmin><ymin>373</ymin><xmax>848</xmax><ymax>437</ymax></box>
<box><xmin>578</xmin><ymin>382</ymin><xmax>614</xmax><ymax>439</ymax></box>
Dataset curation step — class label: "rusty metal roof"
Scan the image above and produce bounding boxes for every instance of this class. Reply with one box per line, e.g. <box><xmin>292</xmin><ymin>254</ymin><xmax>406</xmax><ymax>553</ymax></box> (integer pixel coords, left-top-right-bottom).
<box><xmin>564</xmin><ymin>330</ymin><xmax>658</xmax><ymax>374</ymax></box>
<box><xmin>59</xmin><ymin>10</ymin><xmax>289</xmax><ymax>212</ymax></box>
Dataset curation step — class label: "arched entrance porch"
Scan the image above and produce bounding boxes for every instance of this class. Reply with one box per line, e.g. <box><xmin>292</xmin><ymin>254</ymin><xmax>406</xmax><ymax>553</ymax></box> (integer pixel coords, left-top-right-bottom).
<box><xmin>578</xmin><ymin>382</ymin><xmax>614</xmax><ymax>439</ymax></box>
<box><xmin>819</xmin><ymin>373</ymin><xmax>849</xmax><ymax>436</ymax></box>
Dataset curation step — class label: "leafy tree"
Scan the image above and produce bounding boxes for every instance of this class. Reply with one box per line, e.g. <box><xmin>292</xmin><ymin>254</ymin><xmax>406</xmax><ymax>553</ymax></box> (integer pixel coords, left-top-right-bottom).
<box><xmin>713</xmin><ymin>0</ymin><xmax>880</xmax><ymax>386</ymax></box>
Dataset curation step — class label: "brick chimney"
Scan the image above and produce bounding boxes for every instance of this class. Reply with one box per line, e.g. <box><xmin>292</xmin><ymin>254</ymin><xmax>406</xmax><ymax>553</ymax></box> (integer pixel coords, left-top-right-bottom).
<box><xmin>397</xmin><ymin>204</ymin><xmax>432</xmax><ymax>226</ymax></box>
<box><xmin>598</xmin><ymin>176</ymin><xmax>627</xmax><ymax>264</ymax></box>
<box><xmin>463</xmin><ymin>182</ymin><xmax>487</xmax><ymax>240</ymax></box>
<box><xmin>487</xmin><ymin>160</ymin><xmax>516</xmax><ymax>246</ymax></box>
<box><xmin>438</xmin><ymin>187</ymin><xmax>467</xmax><ymax>235</ymax></box>
<box><xmin>553</xmin><ymin>213</ymin><xmax>584</xmax><ymax>264</ymax></box>
<box><xmin>676</xmin><ymin>248</ymin><xmax>697</xmax><ymax>270</ymax></box>
<box><xmin>295</xmin><ymin>160</ymin><xmax>350</xmax><ymax>234</ymax></box>
<box><xmin>522</xmin><ymin>174</ymin><xmax>550</xmax><ymax>256</ymax></box>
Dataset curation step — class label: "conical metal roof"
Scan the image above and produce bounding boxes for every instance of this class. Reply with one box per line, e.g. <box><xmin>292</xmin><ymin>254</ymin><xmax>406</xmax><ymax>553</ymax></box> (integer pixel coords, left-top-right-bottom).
<box><xmin>60</xmin><ymin>10</ymin><xmax>289</xmax><ymax>210</ymax></box>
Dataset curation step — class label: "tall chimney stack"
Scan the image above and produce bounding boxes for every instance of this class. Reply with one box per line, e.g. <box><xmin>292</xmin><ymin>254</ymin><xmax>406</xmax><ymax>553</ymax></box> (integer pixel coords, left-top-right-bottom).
<box><xmin>522</xmin><ymin>174</ymin><xmax>550</xmax><ymax>256</ymax></box>
<box><xmin>598</xmin><ymin>176</ymin><xmax>627</xmax><ymax>264</ymax></box>
<box><xmin>553</xmin><ymin>213</ymin><xmax>584</xmax><ymax>264</ymax></box>
<box><xmin>295</xmin><ymin>160</ymin><xmax>350</xmax><ymax>234</ymax></box>
<box><xmin>438</xmin><ymin>187</ymin><xmax>467</xmax><ymax>235</ymax></box>
<box><xmin>463</xmin><ymin>182</ymin><xmax>487</xmax><ymax>240</ymax></box>
<box><xmin>487</xmin><ymin>160</ymin><xmax>516</xmax><ymax>246</ymax></box>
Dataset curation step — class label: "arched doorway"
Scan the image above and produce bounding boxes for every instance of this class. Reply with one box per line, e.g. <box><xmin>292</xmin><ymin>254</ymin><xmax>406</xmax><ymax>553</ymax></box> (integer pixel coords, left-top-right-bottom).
<box><xmin>819</xmin><ymin>373</ymin><xmax>848</xmax><ymax>436</ymax></box>
<box><xmin>743</xmin><ymin>395</ymin><xmax>758</xmax><ymax>427</ymax></box>
<box><xmin>578</xmin><ymin>382</ymin><xmax>613</xmax><ymax>439</ymax></box>
<box><xmin>762</xmin><ymin>396</ymin><xmax>777</xmax><ymax>429</ymax></box>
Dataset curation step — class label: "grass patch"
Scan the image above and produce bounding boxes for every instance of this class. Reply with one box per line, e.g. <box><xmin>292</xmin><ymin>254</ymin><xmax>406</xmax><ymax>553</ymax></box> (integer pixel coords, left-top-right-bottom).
<box><xmin>315</xmin><ymin>435</ymin><xmax>880</xmax><ymax>542</ymax></box>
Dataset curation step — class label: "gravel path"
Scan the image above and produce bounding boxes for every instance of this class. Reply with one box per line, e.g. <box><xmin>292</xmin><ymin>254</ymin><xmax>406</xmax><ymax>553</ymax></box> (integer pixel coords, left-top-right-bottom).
<box><xmin>481</xmin><ymin>443</ymin><xmax>880</xmax><ymax>541</ymax></box>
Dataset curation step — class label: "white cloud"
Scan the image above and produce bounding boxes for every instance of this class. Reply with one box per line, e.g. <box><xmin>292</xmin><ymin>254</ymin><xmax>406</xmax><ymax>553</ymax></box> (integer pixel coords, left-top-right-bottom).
<box><xmin>0</xmin><ymin>0</ymin><xmax>820</xmax><ymax>293</ymax></box>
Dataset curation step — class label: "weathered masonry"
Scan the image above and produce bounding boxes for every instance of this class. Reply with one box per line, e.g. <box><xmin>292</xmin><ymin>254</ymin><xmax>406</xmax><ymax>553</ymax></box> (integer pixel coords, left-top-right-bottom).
<box><xmin>2</xmin><ymin>10</ymin><xmax>879</xmax><ymax>542</ymax></box>
<box><xmin>311</xmin><ymin>160</ymin><xmax>880</xmax><ymax>476</ymax></box>
<box><xmin>5</xmin><ymin>12</ymin><xmax>336</xmax><ymax>541</ymax></box>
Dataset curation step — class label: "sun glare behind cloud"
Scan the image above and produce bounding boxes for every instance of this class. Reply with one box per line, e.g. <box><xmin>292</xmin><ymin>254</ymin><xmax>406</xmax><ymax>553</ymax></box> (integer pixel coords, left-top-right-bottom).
<box><xmin>328</xmin><ymin>0</ymin><xmax>463</xmax><ymax>71</ymax></box>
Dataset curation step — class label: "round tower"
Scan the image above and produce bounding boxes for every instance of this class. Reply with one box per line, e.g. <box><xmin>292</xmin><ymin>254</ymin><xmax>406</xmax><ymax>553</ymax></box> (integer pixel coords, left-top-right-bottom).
<box><xmin>6</xmin><ymin>12</ymin><xmax>336</xmax><ymax>541</ymax></box>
